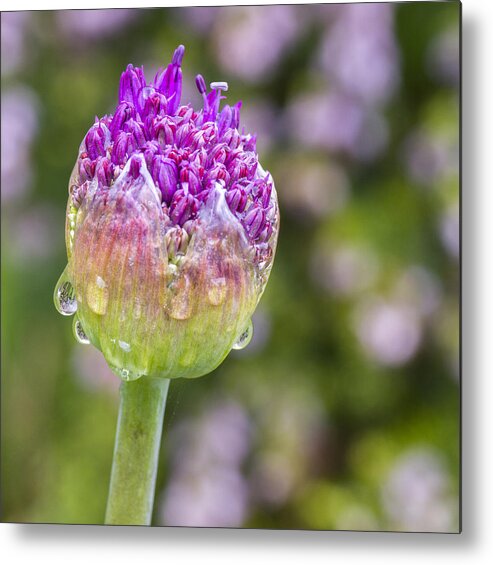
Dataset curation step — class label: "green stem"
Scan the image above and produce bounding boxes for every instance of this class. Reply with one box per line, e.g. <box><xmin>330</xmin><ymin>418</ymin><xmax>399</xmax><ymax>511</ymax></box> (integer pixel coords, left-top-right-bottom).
<box><xmin>105</xmin><ymin>377</ymin><xmax>170</xmax><ymax>526</ymax></box>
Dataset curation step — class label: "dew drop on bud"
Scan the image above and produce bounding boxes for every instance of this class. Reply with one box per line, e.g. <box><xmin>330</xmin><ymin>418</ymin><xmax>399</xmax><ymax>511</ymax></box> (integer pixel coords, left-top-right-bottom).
<box><xmin>232</xmin><ymin>319</ymin><xmax>253</xmax><ymax>350</ymax></box>
<box><xmin>86</xmin><ymin>276</ymin><xmax>109</xmax><ymax>315</ymax></box>
<box><xmin>73</xmin><ymin>318</ymin><xmax>90</xmax><ymax>344</ymax></box>
<box><xmin>207</xmin><ymin>277</ymin><xmax>227</xmax><ymax>306</ymax></box>
<box><xmin>169</xmin><ymin>295</ymin><xmax>193</xmax><ymax>320</ymax></box>
<box><xmin>54</xmin><ymin>267</ymin><xmax>78</xmax><ymax>316</ymax></box>
<box><xmin>169</xmin><ymin>275</ymin><xmax>193</xmax><ymax>320</ymax></box>
<box><xmin>118</xmin><ymin>340</ymin><xmax>131</xmax><ymax>352</ymax></box>
<box><xmin>110</xmin><ymin>365</ymin><xmax>141</xmax><ymax>382</ymax></box>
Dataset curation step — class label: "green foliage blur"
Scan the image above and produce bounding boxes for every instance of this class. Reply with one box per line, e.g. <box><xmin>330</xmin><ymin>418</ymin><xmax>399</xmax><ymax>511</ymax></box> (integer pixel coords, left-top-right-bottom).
<box><xmin>1</xmin><ymin>3</ymin><xmax>460</xmax><ymax>531</ymax></box>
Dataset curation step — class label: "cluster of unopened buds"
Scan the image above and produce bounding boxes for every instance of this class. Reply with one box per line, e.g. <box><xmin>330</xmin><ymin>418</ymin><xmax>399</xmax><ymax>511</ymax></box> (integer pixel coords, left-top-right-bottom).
<box><xmin>55</xmin><ymin>45</ymin><xmax>279</xmax><ymax>382</ymax></box>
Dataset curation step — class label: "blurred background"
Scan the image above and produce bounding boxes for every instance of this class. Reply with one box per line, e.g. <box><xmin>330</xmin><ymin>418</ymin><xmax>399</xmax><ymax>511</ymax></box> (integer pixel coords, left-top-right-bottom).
<box><xmin>1</xmin><ymin>2</ymin><xmax>460</xmax><ymax>531</ymax></box>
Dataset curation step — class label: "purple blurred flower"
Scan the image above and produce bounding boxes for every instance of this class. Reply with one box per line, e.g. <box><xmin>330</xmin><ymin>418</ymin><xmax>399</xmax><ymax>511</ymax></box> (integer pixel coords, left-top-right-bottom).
<box><xmin>56</xmin><ymin>9</ymin><xmax>137</xmax><ymax>43</ymax></box>
<box><xmin>382</xmin><ymin>449</ymin><xmax>457</xmax><ymax>532</ymax></box>
<box><xmin>403</xmin><ymin>130</ymin><xmax>451</xmax><ymax>187</ymax></box>
<box><xmin>160</xmin><ymin>400</ymin><xmax>252</xmax><ymax>527</ymax></box>
<box><xmin>214</xmin><ymin>6</ymin><xmax>299</xmax><ymax>82</ymax></box>
<box><xmin>170</xmin><ymin>401</ymin><xmax>252</xmax><ymax>474</ymax></box>
<box><xmin>10</xmin><ymin>204</ymin><xmax>60</xmax><ymax>263</ymax></box>
<box><xmin>287</xmin><ymin>89</ymin><xmax>389</xmax><ymax>160</ymax></box>
<box><xmin>296</xmin><ymin>3</ymin><xmax>399</xmax><ymax>163</ymax></box>
<box><xmin>318</xmin><ymin>3</ymin><xmax>400</xmax><ymax>106</ymax></box>
<box><xmin>197</xmin><ymin>402</ymin><xmax>252</xmax><ymax>468</ymax></box>
<box><xmin>311</xmin><ymin>244</ymin><xmax>379</xmax><ymax>297</ymax></box>
<box><xmin>354</xmin><ymin>298</ymin><xmax>422</xmax><ymax>367</ymax></box>
<box><xmin>287</xmin><ymin>90</ymin><xmax>364</xmax><ymax>152</ymax></box>
<box><xmin>179</xmin><ymin>7</ymin><xmax>221</xmax><ymax>35</ymax></box>
<box><xmin>1</xmin><ymin>12</ymin><xmax>31</xmax><ymax>76</ymax></box>
<box><xmin>1</xmin><ymin>86</ymin><xmax>39</xmax><ymax>204</ymax></box>
<box><xmin>162</xmin><ymin>466</ymin><xmax>249</xmax><ymax>527</ymax></box>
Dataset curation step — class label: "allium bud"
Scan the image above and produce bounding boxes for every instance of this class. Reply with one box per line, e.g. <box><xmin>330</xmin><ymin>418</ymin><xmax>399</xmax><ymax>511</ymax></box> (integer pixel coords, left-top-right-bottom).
<box><xmin>54</xmin><ymin>45</ymin><xmax>279</xmax><ymax>382</ymax></box>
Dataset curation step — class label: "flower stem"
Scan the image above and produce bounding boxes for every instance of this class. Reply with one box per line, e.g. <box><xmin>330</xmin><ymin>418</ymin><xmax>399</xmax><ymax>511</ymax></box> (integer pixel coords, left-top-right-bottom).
<box><xmin>105</xmin><ymin>377</ymin><xmax>170</xmax><ymax>526</ymax></box>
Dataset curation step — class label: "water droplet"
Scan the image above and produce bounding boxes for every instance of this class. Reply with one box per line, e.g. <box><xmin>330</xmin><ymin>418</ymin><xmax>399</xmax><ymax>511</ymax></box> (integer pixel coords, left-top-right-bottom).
<box><xmin>110</xmin><ymin>365</ymin><xmax>141</xmax><ymax>382</ymax></box>
<box><xmin>54</xmin><ymin>268</ymin><xmax>77</xmax><ymax>316</ymax></box>
<box><xmin>208</xmin><ymin>277</ymin><xmax>227</xmax><ymax>306</ymax></box>
<box><xmin>232</xmin><ymin>319</ymin><xmax>253</xmax><ymax>350</ymax></box>
<box><xmin>169</xmin><ymin>295</ymin><xmax>193</xmax><ymax>320</ymax></box>
<box><xmin>118</xmin><ymin>340</ymin><xmax>131</xmax><ymax>352</ymax></box>
<box><xmin>73</xmin><ymin>318</ymin><xmax>90</xmax><ymax>344</ymax></box>
<box><xmin>86</xmin><ymin>277</ymin><xmax>109</xmax><ymax>315</ymax></box>
<box><xmin>169</xmin><ymin>275</ymin><xmax>193</xmax><ymax>320</ymax></box>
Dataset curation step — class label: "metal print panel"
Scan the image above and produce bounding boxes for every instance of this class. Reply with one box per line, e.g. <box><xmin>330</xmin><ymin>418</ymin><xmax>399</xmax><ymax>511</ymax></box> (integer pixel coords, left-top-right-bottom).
<box><xmin>0</xmin><ymin>1</ymin><xmax>460</xmax><ymax>532</ymax></box>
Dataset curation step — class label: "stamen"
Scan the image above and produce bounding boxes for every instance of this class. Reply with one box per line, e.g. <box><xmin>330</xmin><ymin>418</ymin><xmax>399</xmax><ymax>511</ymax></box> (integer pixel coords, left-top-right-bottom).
<box><xmin>210</xmin><ymin>81</ymin><xmax>229</xmax><ymax>92</ymax></box>
<box><xmin>195</xmin><ymin>75</ymin><xmax>207</xmax><ymax>95</ymax></box>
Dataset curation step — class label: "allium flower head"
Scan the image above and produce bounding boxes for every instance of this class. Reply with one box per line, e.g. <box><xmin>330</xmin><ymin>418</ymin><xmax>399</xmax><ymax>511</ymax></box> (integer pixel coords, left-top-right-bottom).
<box><xmin>54</xmin><ymin>45</ymin><xmax>279</xmax><ymax>381</ymax></box>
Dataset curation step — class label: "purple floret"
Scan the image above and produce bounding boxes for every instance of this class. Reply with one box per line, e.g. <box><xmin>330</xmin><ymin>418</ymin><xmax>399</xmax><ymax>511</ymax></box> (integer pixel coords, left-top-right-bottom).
<box><xmin>77</xmin><ymin>45</ymin><xmax>275</xmax><ymax>246</ymax></box>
